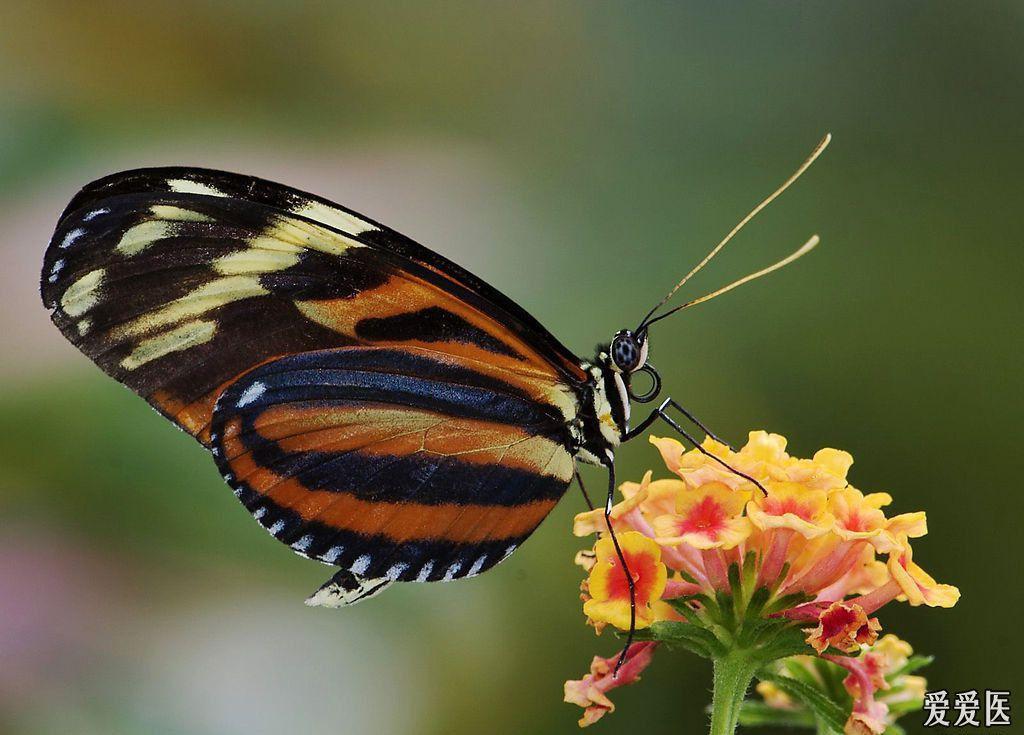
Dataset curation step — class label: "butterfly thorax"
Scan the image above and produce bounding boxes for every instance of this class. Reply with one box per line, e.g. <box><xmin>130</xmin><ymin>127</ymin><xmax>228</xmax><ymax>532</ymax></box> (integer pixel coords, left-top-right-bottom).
<box><xmin>570</xmin><ymin>351</ymin><xmax>630</xmax><ymax>466</ymax></box>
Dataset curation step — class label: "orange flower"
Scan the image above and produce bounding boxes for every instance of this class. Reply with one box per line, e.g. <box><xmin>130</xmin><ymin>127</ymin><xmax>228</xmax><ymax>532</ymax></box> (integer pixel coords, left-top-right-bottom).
<box><xmin>805</xmin><ymin>601</ymin><xmax>881</xmax><ymax>654</ymax></box>
<box><xmin>583</xmin><ymin>532</ymin><xmax>668</xmax><ymax>630</ymax></box>
<box><xmin>563</xmin><ymin>643</ymin><xmax>657</xmax><ymax>727</ymax></box>
<box><xmin>652</xmin><ymin>482</ymin><xmax>752</xmax><ymax>549</ymax></box>
<box><xmin>830</xmin><ymin>487</ymin><xmax>888</xmax><ymax>541</ymax></box>
<box><xmin>748</xmin><ymin>481</ymin><xmax>832</xmax><ymax>538</ymax></box>
<box><xmin>886</xmin><ymin>540</ymin><xmax>960</xmax><ymax>608</ymax></box>
<box><xmin>576</xmin><ymin>430</ymin><xmax>960</xmax><ymax>617</ymax></box>
<box><xmin>650</xmin><ymin>435</ymin><xmax>756</xmax><ymax>491</ymax></box>
<box><xmin>830</xmin><ymin>634</ymin><xmax>929</xmax><ymax>734</ymax></box>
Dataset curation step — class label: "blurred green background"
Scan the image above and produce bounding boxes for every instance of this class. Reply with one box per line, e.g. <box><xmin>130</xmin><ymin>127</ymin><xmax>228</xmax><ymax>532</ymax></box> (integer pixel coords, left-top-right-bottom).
<box><xmin>1</xmin><ymin>3</ymin><xmax>1020</xmax><ymax>734</ymax></box>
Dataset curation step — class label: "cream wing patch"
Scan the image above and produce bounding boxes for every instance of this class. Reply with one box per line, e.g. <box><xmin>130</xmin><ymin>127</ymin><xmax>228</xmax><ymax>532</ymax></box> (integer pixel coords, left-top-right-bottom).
<box><xmin>114</xmin><ymin>276</ymin><xmax>269</xmax><ymax>340</ymax></box>
<box><xmin>116</xmin><ymin>207</ymin><xmax>213</xmax><ymax>256</ymax></box>
<box><xmin>213</xmin><ymin>248</ymin><xmax>302</xmax><ymax>275</ymax></box>
<box><xmin>61</xmin><ymin>268</ymin><xmax>105</xmax><ymax>317</ymax></box>
<box><xmin>80</xmin><ymin>204</ymin><xmax>371</xmax><ymax>375</ymax></box>
<box><xmin>149</xmin><ymin>205</ymin><xmax>214</xmax><ymax>222</ymax></box>
<box><xmin>261</xmin><ymin>215</ymin><xmax>365</xmax><ymax>256</ymax></box>
<box><xmin>167</xmin><ymin>178</ymin><xmax>226</xmax><ymax>197</ymax></box>
<box><xmin>292</xmin><ymin>200</ymin><xmax>378</xmax><ymax>236</ymax></box>
<box><xmin>121</xmin><ymin>319</ymin><xmax>217</xmax><ymax>370</ymax></box>
<box><xmin>116</xmin><ymin>221</ymin><xmax>173</xmax><ymax>256</ymax></box>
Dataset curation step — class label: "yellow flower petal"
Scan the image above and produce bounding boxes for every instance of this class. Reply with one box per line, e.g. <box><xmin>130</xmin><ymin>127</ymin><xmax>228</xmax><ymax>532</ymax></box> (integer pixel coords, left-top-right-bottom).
<box><xmin>813</xmin><ymin>447</ymin><xmax>854</xmax><ymax>481</ymax></box>
<box><xmin>572</xmin><ymin>472</ymin><xmax>652</xmax><ymax>537</ymax></box>
<box><xmin>640</xmin><ymin>479</ymin><xmax>687</xmax><ymax>518</ymax></box>
<box><xmin>886</xmin><ymin>512</ymin><xmax>927</xmax><ymax>538</ymax></box>
<box><xmin>741</xmin><ymin>430</ymin><xmax>789</xmax><ymax>463</ymax></box>
<box><xmin>830</xmin><ymin>487</ymin><xmax>887</xmax><ymax>540</ymax></box>
<box><xmin>649</xmin><ymin>435</ymin><xmax>686</xmax><ymax>474</ymax></box>
<box><xmin>886</xmin><ymin>542</ymin><xmax>960</xmax><ymax>608</ymax></box>
<box><xmin>583</xmin><ymin>532</ymin><xmax>668</xmax><ymax>630</ymax></box>
<box><xmin>651</xmin><ymin>482</ymin><xmax>752</xmax><ymax>550</ymax></box>
<box><xmin>748</xmin><ymin>481</ymin><xmax>832</xmax><ymax>537</ymax></box>
<box><xmin>863</xmin><ymin>492</ymin><xmax>893</xmax><ymax>509</ymax></box>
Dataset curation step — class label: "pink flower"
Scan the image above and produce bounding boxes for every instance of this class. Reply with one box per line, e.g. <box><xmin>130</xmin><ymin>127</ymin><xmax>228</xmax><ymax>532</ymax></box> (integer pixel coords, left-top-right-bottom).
<box><xmin>563</xmin><ymin>643</ymin><xmax>658</xmax><ymax>727</ymax></box>
<box><xmin>805</xmin><ymin>601</ymin><xmax>881</xmax><ymax>654</ymax></box>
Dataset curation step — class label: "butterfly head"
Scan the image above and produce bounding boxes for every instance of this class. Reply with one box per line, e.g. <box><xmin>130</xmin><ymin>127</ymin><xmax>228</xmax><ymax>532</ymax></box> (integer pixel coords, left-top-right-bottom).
<box><xmin>607</xmin><ymin>329</ymin><xmax>661</xmax><ymax>403</ymax></box>
<box><xmin>609</xmin><ymin>329</ymin><xmax>647</xmax><ymax>373</ymax></box>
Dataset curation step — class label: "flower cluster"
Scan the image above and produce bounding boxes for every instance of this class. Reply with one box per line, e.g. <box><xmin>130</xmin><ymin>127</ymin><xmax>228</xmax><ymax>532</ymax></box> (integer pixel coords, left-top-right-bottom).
<box><xmin>564</xmin><ymin>431</ymin><xmax>958</xmax><ymax>732</ymax></box>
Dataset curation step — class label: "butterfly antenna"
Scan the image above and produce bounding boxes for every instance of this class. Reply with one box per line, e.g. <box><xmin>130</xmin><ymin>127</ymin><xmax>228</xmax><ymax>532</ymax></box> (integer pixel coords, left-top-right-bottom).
<box><xmin>637</xmin><ymin>133</ymin><xmax>831</xmax><ymax>331</ymax></box>
<box><xmin>640</xmin><ymin>234</ymin><xmax>820</xmax><ymax>328</ymax></box>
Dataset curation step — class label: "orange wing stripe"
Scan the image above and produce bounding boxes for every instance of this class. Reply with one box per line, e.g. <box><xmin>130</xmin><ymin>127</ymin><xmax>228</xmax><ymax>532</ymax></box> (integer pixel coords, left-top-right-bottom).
<box><xmin>295</xmin><ymin>270</ymin><xmax>563</xmax><ymax>381</ymax></box>
<box><xmin>248</xmin><ymin>404</ymin><xmax>564</xmax><ymax>475</ymax></box>
<box><xmin>223</xmin><ymin>418</ymin><xmax>557</xmax><ymax>544</ymax></box>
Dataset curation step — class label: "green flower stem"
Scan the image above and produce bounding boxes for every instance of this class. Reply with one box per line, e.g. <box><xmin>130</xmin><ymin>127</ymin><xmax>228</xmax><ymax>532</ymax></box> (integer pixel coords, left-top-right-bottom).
<box><xmin>709</xmin><ymin>650</ymin><xmax>761</xmax><ymax>735</ymax></box>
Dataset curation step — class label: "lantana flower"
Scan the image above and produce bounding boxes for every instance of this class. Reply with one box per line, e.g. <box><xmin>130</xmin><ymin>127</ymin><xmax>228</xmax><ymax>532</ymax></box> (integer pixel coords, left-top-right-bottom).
<box><xmin>581</xmin><ymin>531</ymin><xmax>668</xmax><ymax>630</ymax></box>
<box><xmin>563</xmin><ymin>431</ymin><xmax>958</xmax><ymax>734</ymax></box>
<box><xmin>563</xmin><ymin>642</ymin><xmax>658</xmax><ymax>727</ymax></box>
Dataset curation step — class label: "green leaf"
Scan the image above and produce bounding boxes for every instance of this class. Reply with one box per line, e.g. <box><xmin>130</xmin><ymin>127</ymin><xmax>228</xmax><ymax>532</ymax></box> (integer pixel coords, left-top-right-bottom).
<box><xmin>813</xmin><ymin>656</ymin><xmax>851</xmax><ymax>706</ymax></box>
<box><xmin>728</xmin><ymin>562</ymin><xmax>743</xmax><ymax>608</ymax></box>
<box><xmin>744</xmin><ymin>585</ymin><xmax>772</xmax><ymax>620</ymax></box>
<box><xmin>737</xmin><ymin>700</ymin><xmax>817</xmax><ymax>729</ymax></box>
<box><xmin>763</xmin><ymin>591</ymin><xmax>812</xmax><ymax>616</ymax></box>
<box><xmin>676</xmin><ymin>569</ymin><xmax>700</xmax><ymax>585</ymax></box>
<box><xmin>889</xmin><ymin>654</ymin><xmax>934</xmax><ymax>678</ymax></box>
<box><xmin>757</xmin><ymin>626</ymin><xmax>817</xmax><ymax>661</ymax></box>
<box><xmin>742</xmin><ymin>550</ymin><xmax>759</xmax><ymax>587</ymax></box>
<box><xmin>685</xmin><ymin>592</ymin><xmax>718</xmax><ymax>616</ymax></box>
<box><xmin>736</xmin><ymin>616</ymin><xmax>774</xmax><ymax>648</ymax></box>
<box><xmin>886</xmin><ymin>696</ymin><xmax>925</xmax><ymax>717</ymax></box>
<box><xmin>716</xmin><ymin>588</ymin><xmax>735</xmax><ymax>625</ymax></box>
<box><xmin>782</xmin><ymin>658</ymin><xmax>822</xmax><ymax>687</ymax></box>
<box><xmin>644</xmin><ymin>620</ymin><xmax>724</xmax><ymax>658</ymax></box>
<box><xmin>758</xmin><ymin>673</ymin><xmax>848</xmax><ymax>734</ymax></box>
<box><xmin>666</xmin><ymin>597</ymin><xmax>703</xmax><ymax>625</ymax></box>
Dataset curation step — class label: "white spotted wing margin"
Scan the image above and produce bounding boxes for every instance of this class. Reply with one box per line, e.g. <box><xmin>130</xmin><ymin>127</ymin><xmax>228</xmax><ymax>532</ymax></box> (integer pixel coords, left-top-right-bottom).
<box><xmin>304</xmin><ymin>568</ymin><xmax>394</xmax><ymax>608</ymax></box>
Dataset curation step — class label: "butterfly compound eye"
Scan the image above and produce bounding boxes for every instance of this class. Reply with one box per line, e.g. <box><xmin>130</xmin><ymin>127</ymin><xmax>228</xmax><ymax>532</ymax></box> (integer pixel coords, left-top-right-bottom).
<box><xmin>610</xmin><ymin>330</ymin><xmax>641</xmax><ymax>372</ymax></box>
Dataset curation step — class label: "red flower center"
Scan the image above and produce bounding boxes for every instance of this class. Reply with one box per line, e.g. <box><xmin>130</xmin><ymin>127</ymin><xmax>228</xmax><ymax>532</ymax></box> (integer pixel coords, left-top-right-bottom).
<box><xmin>679</xmin><ymin>497</ymin><xmax>727</xmax><ymax>535</ymax></box>
<box><xmin>763</xmin><ymin>496</ymin><xmax>814</xmax><ymax>520</ymax></box>
<box><xmin>819</xmin><ymin>604</ymin><xmax>860</xmax><ymax>639</ymax></box>
<box><xmin>843</xmin><ymin>511</ymin><xmax>868</xmax><ymax>532</ymax></box>
<box><xmin>605</xmin><ymin>552</ymin><xmax>660</xmax><ymax>602</ymax></box>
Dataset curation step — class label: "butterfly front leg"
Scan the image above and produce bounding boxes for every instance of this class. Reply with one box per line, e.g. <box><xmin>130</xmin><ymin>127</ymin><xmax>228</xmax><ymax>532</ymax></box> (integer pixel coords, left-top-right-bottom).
<box><xmin>623</xmin><ymin>397</ymin><xmax>768</xmax><ymax>496</ymax></box>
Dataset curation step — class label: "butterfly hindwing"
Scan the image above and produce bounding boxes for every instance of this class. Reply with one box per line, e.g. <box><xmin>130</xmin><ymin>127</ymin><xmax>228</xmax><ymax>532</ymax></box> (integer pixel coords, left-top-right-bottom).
<box><xmin>42</xmin><ymin>168</ymin><xmax>586</xmax><ymax>445</ymax></box>
<box><xmin>210</xmin><ymin>346</ymin><xmax>575</xmax><ymax>582</ymax></box>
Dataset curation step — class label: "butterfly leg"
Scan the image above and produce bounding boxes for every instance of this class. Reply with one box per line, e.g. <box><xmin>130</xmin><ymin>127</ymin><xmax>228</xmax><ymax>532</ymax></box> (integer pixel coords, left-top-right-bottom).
<box><xmin>623</xmin><ymin>398</ymin><xmax>767</xmax><ymax>495</ymax></box>
<box><xmin>602</xmin><ymin>460</ymin><xmax>637</xmax><ymax>676</ymax></box>
<box><xmin>624</xmin><ymin>397</ymin><xmax>728</xmax><ymax>446</ymax></box>
<box><xmin>660</xmin><ymin>398</ymin><xmax>729</xmax><ymax>446</ymax></box>
<box><xmin>575</xmin><ymin>469</ymin><xmax>595</xmax><ymax>511</ymax></box>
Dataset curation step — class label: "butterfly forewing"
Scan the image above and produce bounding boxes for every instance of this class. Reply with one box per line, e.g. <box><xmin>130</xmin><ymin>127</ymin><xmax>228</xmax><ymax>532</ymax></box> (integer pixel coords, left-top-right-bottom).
<box><xmin>42</xmin><ymin>168</ymin><xmax>585</xmax><ymax>445</ymax></box>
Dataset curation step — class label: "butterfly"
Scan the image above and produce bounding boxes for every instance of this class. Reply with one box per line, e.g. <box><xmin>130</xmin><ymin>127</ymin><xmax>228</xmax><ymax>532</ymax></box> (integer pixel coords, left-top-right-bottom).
<box><xmin>40</xmin><ymin>136</ymin><xmax>828</xmax><ymax>618</ymax></box>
